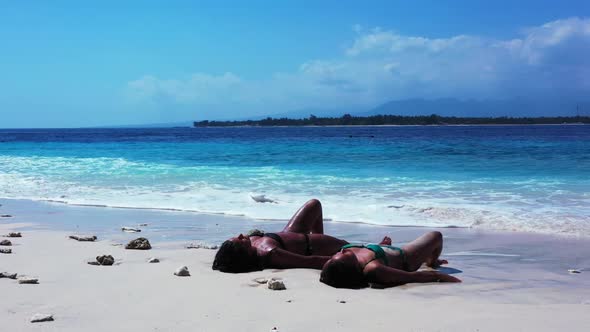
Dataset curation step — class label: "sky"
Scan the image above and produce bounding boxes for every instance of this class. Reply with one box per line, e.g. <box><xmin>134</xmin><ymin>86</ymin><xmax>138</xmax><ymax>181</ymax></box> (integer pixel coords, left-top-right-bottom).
<box><xmin>1</xmin><ymin>0</ymin><xmax>590</xmax><ymax>128</ymax></box>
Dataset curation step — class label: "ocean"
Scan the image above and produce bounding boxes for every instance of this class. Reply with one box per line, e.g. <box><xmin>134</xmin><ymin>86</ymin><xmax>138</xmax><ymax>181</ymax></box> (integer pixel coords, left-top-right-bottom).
<box><xmin>0</xmin><ymin>125</ymin><xmax>589</xmax><ymax>236</ymax></box>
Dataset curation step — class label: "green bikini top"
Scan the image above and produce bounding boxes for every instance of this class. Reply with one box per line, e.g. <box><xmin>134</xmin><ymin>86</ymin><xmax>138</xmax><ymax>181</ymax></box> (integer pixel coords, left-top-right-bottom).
<box><xmin>341</xmin><ymin>243</ymin><xmax>406</xmax><ymax>267</ymax></box>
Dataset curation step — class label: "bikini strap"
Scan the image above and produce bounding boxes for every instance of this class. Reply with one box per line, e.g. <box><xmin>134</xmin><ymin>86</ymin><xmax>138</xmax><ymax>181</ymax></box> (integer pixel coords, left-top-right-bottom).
<box><xmin>341</xmin><ymin>243</ymin><xmax>389</xmax><ymax>267</ymax></box>
<box><xmin>381</xmin><ymin>245</ymin><xmax>408</xmax><ymax>270</ymax></box>
<box><xmin>365</xmin><ymin>244</ymin><xmax>388</xmax><ymax>266</ymax></box>
<box><xmin>341</xmin><ymin>243</ymin><xmax>365</xmax><ymax>250</ymax></box>
<box><xmin>264</xmin><ymin>233</ymin><xmax>286</xmax><ymax>249</ymax></box>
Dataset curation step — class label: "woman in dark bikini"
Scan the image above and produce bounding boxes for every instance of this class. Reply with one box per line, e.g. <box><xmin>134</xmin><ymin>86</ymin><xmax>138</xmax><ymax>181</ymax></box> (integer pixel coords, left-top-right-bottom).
<box><xmin>212</xmin><ymin>199</ymin><xmax>349</xmax><ymax>273</ymax></box>
<box><xmin>320</xmin><ymin>231</ymin><xmax>461</xmax><ymax>288</ymax></box>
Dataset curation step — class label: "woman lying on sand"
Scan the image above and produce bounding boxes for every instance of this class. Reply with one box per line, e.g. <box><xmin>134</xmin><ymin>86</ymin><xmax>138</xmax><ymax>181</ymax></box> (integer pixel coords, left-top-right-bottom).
<box><xmin>320</xmin><ymin>231</ymin><xmax>461</xmax><ymax>288</ymax></box>
<box><xmin>212</xmin><ymin>199</ymin><xmax>349</xmax><ymax>273</ymax></box>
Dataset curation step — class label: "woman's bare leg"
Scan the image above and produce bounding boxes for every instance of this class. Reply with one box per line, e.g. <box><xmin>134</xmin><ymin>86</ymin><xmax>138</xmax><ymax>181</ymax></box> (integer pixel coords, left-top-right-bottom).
<box><xmin>402</xmin><ymin>231</ymin><xmax>447</xmax><ymax>272</ymax></box>
<box><xmin>282</xmin><ymin>199</ymin><xmax>324</xmax><ymax>234</ymax></box>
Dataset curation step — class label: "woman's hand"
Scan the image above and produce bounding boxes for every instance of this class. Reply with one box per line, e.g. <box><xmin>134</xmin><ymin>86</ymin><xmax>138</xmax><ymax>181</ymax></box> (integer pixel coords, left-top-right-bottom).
<box><xmin>436</xmin><ymin>273</ymin><xmax>461</xmax><ymax>283</ymax></box>
<box><xmin>423</xmin><ymin>270</ymin><xmax>461</xmax><ymax>283</ymax></box>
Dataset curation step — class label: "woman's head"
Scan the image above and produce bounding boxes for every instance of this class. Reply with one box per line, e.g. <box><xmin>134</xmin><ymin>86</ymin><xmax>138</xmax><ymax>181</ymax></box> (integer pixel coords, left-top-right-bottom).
<box><xmin>320</xmin><ymin>250</ymin><xmax>368</xmax><ymax>289</ymax></box>
<box><xmin>212</xmin><ymin>234</ymin><xmax>261</xmax><ymax>273</ymax></box>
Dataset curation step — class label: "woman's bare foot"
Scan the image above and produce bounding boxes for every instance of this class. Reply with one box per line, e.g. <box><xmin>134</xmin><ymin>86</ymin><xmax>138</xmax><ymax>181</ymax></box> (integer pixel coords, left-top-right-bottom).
<box><xmin>379</xmin><ymin>236</ymin><xmax>392</xmax><ymax>245</ymax></box>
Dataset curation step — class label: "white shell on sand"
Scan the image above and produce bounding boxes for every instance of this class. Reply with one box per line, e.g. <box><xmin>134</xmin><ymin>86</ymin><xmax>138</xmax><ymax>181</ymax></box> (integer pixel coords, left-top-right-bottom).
<box><xmin>174</xmin><ymin>266</ymin><xmax>190</xmax><ymax>277</ymax></box>
<box><xmin>267</xmin><ymin>278</ymin><xmax>286</xmax><ymax>290</ymax></box>
<box><xmin>254</xmin><ymin>277</ymin><xmax>269</xmax><ymax>284</ymax></box>
<box><xmin>148</xmin><ymin>257</ymin><xmax>160</xmax><ymax>263</ymax></box>
<box><xmin>568</xmin><ymin>269</ymin><xmax>582</xmax><ymax>274</ymax></box>
<box><xmin>30</xmin><ymin>314</ymin><xmax>54</xmax><ymax>323</ymax></box>
<box><xmin>186</xmin><ymin>243</ymin><xmax>218</xmax><ymax>250</ymax></box>
<box><xmin>18</xmin><ymin>277</ymin><xmax>39</xmax><ymax>284</ymax></box>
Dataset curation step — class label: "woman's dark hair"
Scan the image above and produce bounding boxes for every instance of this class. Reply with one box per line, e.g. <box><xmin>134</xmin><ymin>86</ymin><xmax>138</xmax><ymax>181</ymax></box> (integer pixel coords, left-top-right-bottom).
<box><xmin>320</xmin><ymin>256</ymin><xmax>369</xmax><ymax>289</ymax></box>
<box><xmin>212</xmin><ymin>240</ymin><xmax>262</xmax><ymax>273</ymax></box>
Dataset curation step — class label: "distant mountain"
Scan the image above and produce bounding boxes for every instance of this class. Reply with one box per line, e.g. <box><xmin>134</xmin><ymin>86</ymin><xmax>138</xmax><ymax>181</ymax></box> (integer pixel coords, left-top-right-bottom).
<box><xmin>363</xmin><ymin>98</ymin><xmax>588</xmax><ymax>117</ymax></box>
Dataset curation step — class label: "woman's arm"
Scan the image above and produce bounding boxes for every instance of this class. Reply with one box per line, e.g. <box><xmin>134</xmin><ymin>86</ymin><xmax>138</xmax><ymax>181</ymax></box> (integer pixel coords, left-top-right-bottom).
<box><xmin>266</xmin><ymin>248</ymin><xmax>331</xmax><ymax>269</ymax></box>
<box><xmin>365</xmin><ymin>264</ymin><xmax>461</xmax><ymax>287</ymax></box>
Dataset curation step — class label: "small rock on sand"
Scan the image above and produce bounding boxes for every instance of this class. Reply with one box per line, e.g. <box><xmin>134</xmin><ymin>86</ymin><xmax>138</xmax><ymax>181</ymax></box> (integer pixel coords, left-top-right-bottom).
<box><xmin>138</xmin><ymin>223</ymin><xmax>148</xmax><ymax>227</ymax></box>
<box><xmin>18</xmin><ymin>277</ymin><xmax>39</xmax><ymax>284</ymax></box>
<box><xmin>0</xmin><ymin>214</ymin><xmax>12</xmax><ymax>218</ymax></box>
<box><xmin>0</xmin><ymin>272</ymin><xmax>18</xmax><ymax>279</ymax></box>
<box><xmin>0</xmin><ymin>248</ymin><xmax>12</xmax><ymax>254</ymax></box>
<box><xmin>7</xmin><ymin>232</ymin><xmax>22</xmax><ymax>238</ymax></box>
<box><xmin>174</xmin><ymin>266</ymin><xmax>190</xmax><ymax>277</ymax></box>
<box><xmin>267</xmin><ymin>278</ymin><xmax>286</xmax><ymax>290</ymax></box>
<box><xmin>0</xmin><ymin>239</ymin><xmax>12</xmax><ymax>246</ymax></box>
<box><xmin>148</xmin><ymin>257</ymin><xmax>160</xmax><ymax>263</ymax></box>
<box><xmin>92</xmin><ymin>255</ymin><xmax>115</xmax><ymax>266</ymax></box>
<box><xmin>69</xmin><ymin>235</ymin><xmax>97</xmax><ymax>242</ymax></box>
<box><xmin>122</xmin><ymin>227</ymin><xmax>141</xmax><ymax>233</ymax></box>
<box><xmin>568</xmin><ymin>269</ymin><xmax>582</xmax><ymax>274</ymax></box>
<box><xmin>31</xmin><ymin>314</ymin><xmax>54</xmax><ymax>323</ymax></box>
<box><xmin>125</xmin><ymin>237</ymin><xmax>151</xmax><ymax>250</ymax></box>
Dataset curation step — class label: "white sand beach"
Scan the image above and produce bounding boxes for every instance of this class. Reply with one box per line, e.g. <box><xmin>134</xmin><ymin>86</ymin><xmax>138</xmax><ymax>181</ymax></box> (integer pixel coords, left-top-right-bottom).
<box><xmin>1</xmin><ymin>199</ymin><xmax>589</xmax><ymax>331</ymax></box>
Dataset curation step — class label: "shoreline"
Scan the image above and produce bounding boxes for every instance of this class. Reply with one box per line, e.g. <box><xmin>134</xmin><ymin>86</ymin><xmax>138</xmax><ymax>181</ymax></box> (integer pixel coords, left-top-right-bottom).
<box><xmin>1</xmin><ymin>122</ymin><xmax>588</xmax><ymax>130</ymax></box>
<box><xmin>193</xmin><ymin>123</ymin><xmax>589</xmax><ymax>128</ymax></box>
<box><xmin>39</xmin><ymin>198</ymin><xmax>472</xmax><ymax>230</ymax></box>
<box><xmin>1</xmin><ymin>198</ymin><xmax>590</xmax><ymax>331</ymax></box>
<box><xmin>5</xmin><ymin>197</ymin><xmax>587</xmax><ymax>240</ymax></box>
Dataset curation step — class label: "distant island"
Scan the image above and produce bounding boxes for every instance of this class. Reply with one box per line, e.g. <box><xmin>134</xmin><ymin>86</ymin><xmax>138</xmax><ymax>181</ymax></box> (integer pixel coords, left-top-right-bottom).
<box><xmin>194</xmin><ymin>114</ymin><xmax>590</xmax><ymax>127</ymax></box>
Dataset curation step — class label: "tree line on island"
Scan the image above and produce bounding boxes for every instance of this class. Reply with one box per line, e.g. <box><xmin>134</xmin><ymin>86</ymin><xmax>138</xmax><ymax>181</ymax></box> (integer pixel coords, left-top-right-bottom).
<box><xmin>194</xmin><ymin>114</ymin><xmax>590</xmax><ymax>127</ymax></box>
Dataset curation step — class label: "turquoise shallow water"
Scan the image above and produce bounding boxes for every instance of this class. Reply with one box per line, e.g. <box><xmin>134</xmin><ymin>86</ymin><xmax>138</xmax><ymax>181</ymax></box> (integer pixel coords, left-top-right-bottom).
<box><xmin>0</xmin><ymin>125</ymin><xmax>589</xmax><ymax>235</ymax></box>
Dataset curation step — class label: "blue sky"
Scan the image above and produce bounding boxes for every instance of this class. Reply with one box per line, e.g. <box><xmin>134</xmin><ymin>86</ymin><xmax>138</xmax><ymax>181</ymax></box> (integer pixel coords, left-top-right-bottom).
<box><xmin>1</xmin><ymin>0</ymin><xmax>589</xmax><ymax>127</ymax></box>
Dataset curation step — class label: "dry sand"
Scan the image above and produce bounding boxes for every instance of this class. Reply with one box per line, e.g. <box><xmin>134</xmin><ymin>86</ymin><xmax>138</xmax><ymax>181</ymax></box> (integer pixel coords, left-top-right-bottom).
<box><xmin>1</xmin><ymin>205</ymin><xmax>590</xmax><ymax>331</ymax></box>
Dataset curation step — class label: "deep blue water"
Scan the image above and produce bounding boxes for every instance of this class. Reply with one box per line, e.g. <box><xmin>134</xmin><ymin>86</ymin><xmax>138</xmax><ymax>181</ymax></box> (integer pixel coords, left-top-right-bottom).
<box><xmin>1</xmin><ymin>125</ymin><xmax>589</xmax><ymax>235</ymax></box>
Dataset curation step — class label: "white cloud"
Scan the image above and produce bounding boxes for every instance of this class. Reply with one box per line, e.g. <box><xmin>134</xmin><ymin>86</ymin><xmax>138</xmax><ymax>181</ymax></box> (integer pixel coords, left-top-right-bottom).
<box><xmin>127</xmin><ymin>72</ymin><xmax>241</xmax><ymax>104</ymax></box>
<box><xmin>127</xmin><ymin>17</ymin><xmax>590</xmax><ymax>117</ymax></box>
<box><xmin>346</xmin><ymin>28</ymin><xmax>475</xmax><ymax>56</ymax></box>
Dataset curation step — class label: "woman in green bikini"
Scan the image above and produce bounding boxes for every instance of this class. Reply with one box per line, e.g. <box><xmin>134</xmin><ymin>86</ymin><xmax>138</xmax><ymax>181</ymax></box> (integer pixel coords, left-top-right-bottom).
<box><xmin>320</xmin><ymin>231</ymin><xmax>461</xmax><ymax>288</ymax></box>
